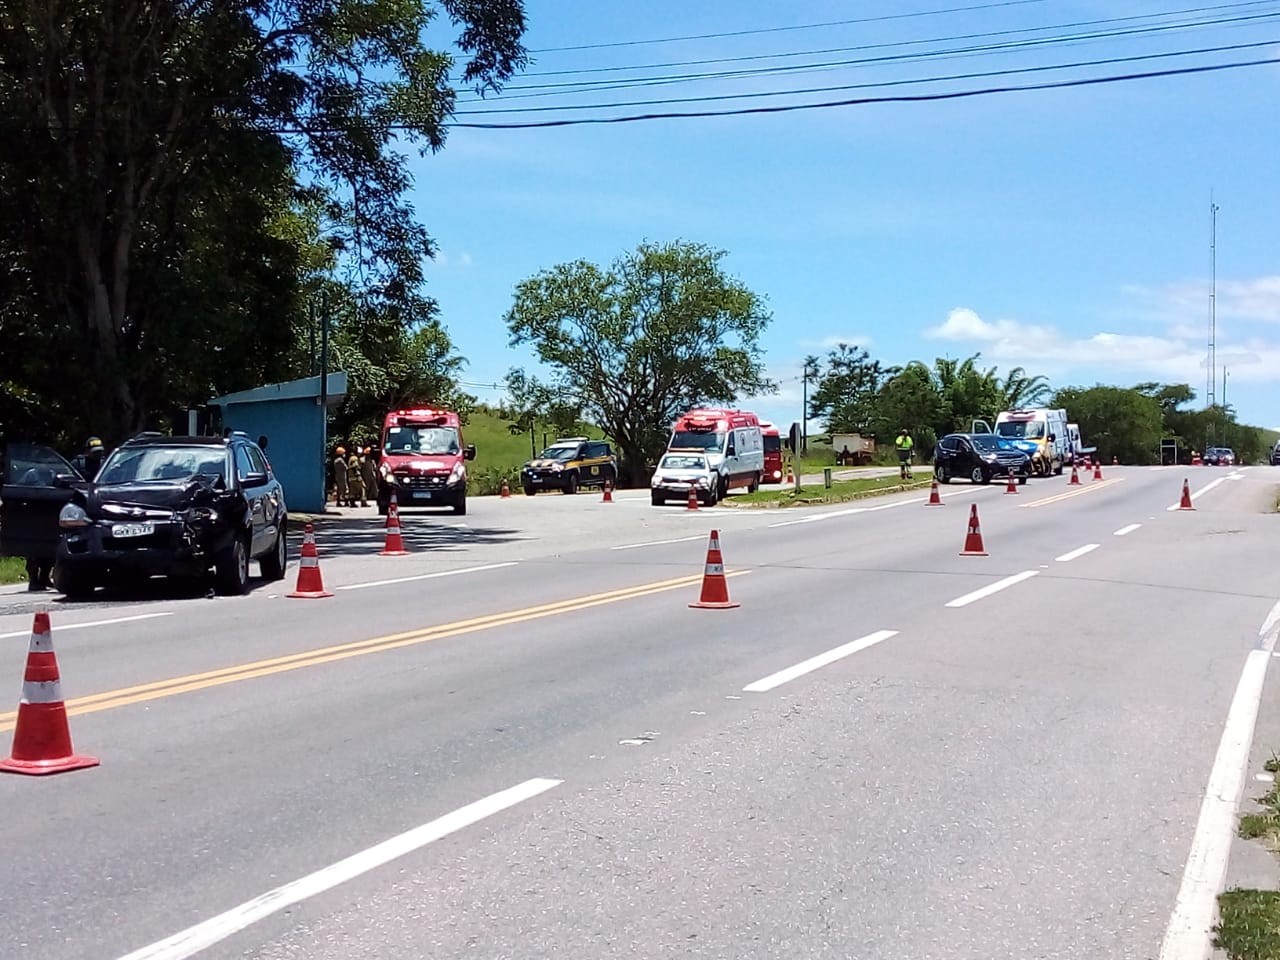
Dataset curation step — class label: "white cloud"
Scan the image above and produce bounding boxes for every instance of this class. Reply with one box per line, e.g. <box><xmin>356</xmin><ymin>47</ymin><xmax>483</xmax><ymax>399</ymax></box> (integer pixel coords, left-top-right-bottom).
<box><xmin>925</xmin><ymin>306</ymin><xmax>1280</xmax><ymax>384</ymax></box>
<box><xmin>1123</xmin><ymin>275</ymin><xmax>1280</xmax><ymax>327</ymax></box>
<box><xmin>432</xmin><ymin>250</ymin><xmax>474</xmax><ymax>268</ymax></box>
<box><xmin>800</xmin><ymin>334</ymin><xmax>874</xmax><ymax>350</ymax></box>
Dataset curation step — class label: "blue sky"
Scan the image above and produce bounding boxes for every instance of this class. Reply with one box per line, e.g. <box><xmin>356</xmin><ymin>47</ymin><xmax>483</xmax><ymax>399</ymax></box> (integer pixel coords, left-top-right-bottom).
<box><xmin>408</xmin><ymin>0</ymin><xmax>1280</xmax><ymax>433</ymax></box>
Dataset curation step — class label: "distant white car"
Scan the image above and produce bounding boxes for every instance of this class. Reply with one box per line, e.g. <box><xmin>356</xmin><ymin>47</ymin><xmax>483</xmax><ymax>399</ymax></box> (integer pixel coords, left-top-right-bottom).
<box><xmin>651</xmin><ymin>452</ymin><xmax>717</xmax><ymax>506</ymax></box>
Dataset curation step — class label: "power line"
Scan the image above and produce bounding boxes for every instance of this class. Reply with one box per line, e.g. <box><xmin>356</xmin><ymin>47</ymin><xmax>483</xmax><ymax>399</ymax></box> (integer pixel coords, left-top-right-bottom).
<box><xmin>446</xmin><ymin>56</ymin><xmax>1279</xmax><ymax>129</ymax></box>
<box><xmin>463</xmin><ymin>9</ymin><xmax>1280</xmax><ymax>99</ymax></box>
<box><xmin>454</xmin><ymin>39</ymin><xmax>1279</xmax><ymax>115</ymax></box>
<box><xmin>528</xmin><ymin>0</ymin><xmax>1056</xmax><ymax>53</ymax></box>
<box><xmin>506</xmin><ymin>1</ymin><xmax>1276</xmax><ymax>79</ymax></box>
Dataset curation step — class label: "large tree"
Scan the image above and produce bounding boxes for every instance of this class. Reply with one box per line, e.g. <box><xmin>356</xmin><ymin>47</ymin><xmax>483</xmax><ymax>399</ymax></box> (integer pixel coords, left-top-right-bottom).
<box><xmin>505</xmin><ymin>241</ymin><xmax>774</xmax><ymax>484</ymax></box>
<box><xmin>807</xmin><ymin>344</ymin><xmax>885</xmax><ymax>434</ymax></box>
<box><xmin>1051</xmin><ymin>385</ymin><xmax>1164</xmax><ymax>464</ymax></box>
<box><xmin>0</xmin><ymin>0</ymin><xmax>527</xmax><ymax>441</ymax></box>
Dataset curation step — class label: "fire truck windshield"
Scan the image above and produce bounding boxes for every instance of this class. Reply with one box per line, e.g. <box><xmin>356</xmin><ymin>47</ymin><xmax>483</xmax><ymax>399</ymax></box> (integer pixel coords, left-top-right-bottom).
<box><xmin>670</xmin><ymin>430</ymin><xmax>724</xmax><ymax>451</ymax></box>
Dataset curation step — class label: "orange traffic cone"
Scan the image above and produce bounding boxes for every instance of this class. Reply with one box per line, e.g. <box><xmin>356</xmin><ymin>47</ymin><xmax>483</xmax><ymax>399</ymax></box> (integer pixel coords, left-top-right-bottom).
<box><xmin>1069</xmin><ymin>464</ymin><xmax>1081</xmax><ymax>485</ymax></box>
<box><xmin>500</xmin><ymin>479</ymin><xmax>511</xmax><ymax>499</ymax></box>
<box><xmin>687</xmin><ymin>483</ymin><xmax>699</xmax><ymax>511</ymax></box>
<box><xmin>689</xmin><ymin>529</ymin><xmax>739</xmax><ymax>610</ymax></box>
<box><xmin>1005</xmin><ymin>470</ymin><xmax>1018</xmax><ymax>495</ymax></box>
<box><xmin>960</xmin><ymin>504</ymin><xmax>988</xmax><ymax>556</ymax></box>
<box><xmin>0</xmin><ymin>613</ymin><xmax>99</xmax><ymax>776</ymax></box>
<box><xmin>784</xmin><ymin>468</ymin><xmax>795</xmax><ymax>485</ymax></box>
<box><xmin>602</xmin><ymin>480</ymin><xmax>614</xmax><ymax>503</ymax></box>
<box><xmin>1178</xmin><ymin>478</ymin><xmax>1195</xmax><ymax>511</ymax></box>
<box><xmin>1093</xmin><ymin>461</ymin><xmax>1103</xmax><ymax>481</ymax></box>
<box><xmin>288</xmin><ymin>524</ymin><xmax>334</xmax><ymax>598</ymax></box>
<box><xmin>1112</xmin><ymin>455</ymin><xmax>1119</xmax><ymax>466</ymax></box>
<box><xmin>379</xmin><ymin>491</ymin><xmax>409</xmax><ymax>556</ymax></box>
<box><xmin>926</xmin><ymin>479</ymin><xmax>944</xmax><ymax>506</ymax></box>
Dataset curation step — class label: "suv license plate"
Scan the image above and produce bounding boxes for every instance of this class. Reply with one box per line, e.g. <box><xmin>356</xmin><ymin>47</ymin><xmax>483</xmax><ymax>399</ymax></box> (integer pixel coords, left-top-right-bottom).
<box><xmin>111</xmin><ymin>522</ymin><xmax>155</xmax><ymax>538</ymax></box>
<box><xmin>412</xmin><ymin>491</ymin><xmax>433</xmax><ymax>500</ymax></box>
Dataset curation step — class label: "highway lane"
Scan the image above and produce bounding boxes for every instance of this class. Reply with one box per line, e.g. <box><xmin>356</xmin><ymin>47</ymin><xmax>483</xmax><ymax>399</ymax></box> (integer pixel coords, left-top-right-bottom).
<box><xmin>0</xmin><ymin>465</ymin><xmax>1273</xmax><ymax>959</ymax></box>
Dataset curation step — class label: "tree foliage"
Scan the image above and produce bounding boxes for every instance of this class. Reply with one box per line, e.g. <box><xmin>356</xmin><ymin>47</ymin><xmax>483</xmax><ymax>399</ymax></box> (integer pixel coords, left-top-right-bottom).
<box><xmin>0</xmin><ymin>0</ymin><xmax>527</xmax><ymax>443</ymax></box>
<box><xmin>505</xmin><ymin>241</ymin><xmax>773</xmax><ymax>484</ymax></box>
<box><xmin>1050</xmin><ymin>385</ymin><xmax>1164</xmax><ymax>464</ymax></box>
<box><xmin>806</xmin><ymin>345</ymin><xmax>885</xmax><ymax>434</ymax></box>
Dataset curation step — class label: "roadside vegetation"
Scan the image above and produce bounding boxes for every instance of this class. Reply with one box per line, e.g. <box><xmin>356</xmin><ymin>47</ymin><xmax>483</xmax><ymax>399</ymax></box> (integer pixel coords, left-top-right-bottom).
<box><xmin>1215</xmin><ymin>755</ymin><xmax>1280</xmax><ymax>959</ymax></box>
<box><xmin>727</xmin><ymin>476</ymin><xmax>933</xmax><ymax>508</ymax></box>
<box><xmin>0</xmin><ymin>557</ymin><xmax>25</xmax><ymax>586</ymax></box>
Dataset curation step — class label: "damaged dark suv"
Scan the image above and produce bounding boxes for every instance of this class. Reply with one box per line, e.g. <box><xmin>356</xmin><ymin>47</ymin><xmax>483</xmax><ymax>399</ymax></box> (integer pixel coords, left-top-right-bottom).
<box><xmin>54</xmin><ymin>433</ymin><xmax>288</xmax><ymax>599</ymax></box>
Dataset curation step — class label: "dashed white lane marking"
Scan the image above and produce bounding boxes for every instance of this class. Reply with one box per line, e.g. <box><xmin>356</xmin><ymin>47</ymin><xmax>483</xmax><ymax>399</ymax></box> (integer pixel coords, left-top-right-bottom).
<box><xmin>1055</xmin><ymin>543</ymin><xmax>1100</xmax><ymax>563</ymax></box>
<box><xmin>0</xmin><ymin>611</ymin><xmax>173</xmax><ymax>641</ymax></box>
<box><xmin>610</xmin><ymin>534</ymin><xmax>707</xmax><ymax>551</ymax></box>
<box><xmin>1166</xmin><ymin>475</ymin><xmax>1231</xmax><ymax>511</ymax></box>
<box><xmin>767</xmin><ymin>486</ymin><xmax>1000</xmax><ymax>529</ymax></box>
<box><xmin>1114</xmin><ymin>523</ymin><xmax>1142</xmax><ymax>537</ymax></box>
<box><xmin>337</xmin><ymin>562</ymin><xmax>518</xmax><ymax>591</ymax></box>
<box><xmin>743</xmin><ymin>630</ymin><xmax>898</xmax><ymax>693</ymax></box>
<box><xmin>945</xmin><ymin>570</ymin><xmax>1039</xmax><ymax>609</ymax></box>
<box><xmin>1157</xmin><ymin>598</ymin><xmax>1280</xmax><ymax>960</ymax></box>
<box><xmin>114</xmin><ymin>777</ymin><xmax>563</xmax><ymax>960</ymax></box>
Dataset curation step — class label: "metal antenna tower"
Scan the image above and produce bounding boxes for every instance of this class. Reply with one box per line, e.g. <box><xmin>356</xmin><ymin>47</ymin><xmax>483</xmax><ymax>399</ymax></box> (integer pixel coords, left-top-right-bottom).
<box><xmin>1207</xmin><ymin>195</ymin><xmax>1219</xmax><ymax>410</ymax></box>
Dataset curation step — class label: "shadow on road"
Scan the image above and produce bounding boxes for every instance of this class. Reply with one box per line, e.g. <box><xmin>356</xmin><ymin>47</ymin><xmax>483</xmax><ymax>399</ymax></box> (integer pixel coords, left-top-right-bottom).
<box><xmin>289</xmin><ymin>514</ymin><xmax>527</xmax><ymax>559</ymax></box>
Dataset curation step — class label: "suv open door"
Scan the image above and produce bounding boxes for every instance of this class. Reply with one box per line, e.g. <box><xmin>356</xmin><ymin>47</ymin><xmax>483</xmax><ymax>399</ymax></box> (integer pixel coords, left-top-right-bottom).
<box><xmin>0</xmin><ymin>442</ymin><xmax>83</xmax><ymax>562</ymax></box>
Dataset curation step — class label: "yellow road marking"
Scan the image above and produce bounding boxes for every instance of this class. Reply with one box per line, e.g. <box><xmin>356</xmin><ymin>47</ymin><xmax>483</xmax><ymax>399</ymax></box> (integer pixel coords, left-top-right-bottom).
<box><xmin>0</xmin><ymin>570</ymin><xmax>751</xmax><ymax>731</ymax></box>
<box><xmin>1020</xmin><ymin>477</ymin><xmax>1125</xmax><ymax>508</ymax></box>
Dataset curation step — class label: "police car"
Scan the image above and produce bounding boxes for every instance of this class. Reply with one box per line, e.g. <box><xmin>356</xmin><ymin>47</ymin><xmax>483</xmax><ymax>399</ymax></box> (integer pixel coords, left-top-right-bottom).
<box><xmin>520</xmin><ymin>438</ymin><xmax>617</xmax><ymax>495</ymax></box>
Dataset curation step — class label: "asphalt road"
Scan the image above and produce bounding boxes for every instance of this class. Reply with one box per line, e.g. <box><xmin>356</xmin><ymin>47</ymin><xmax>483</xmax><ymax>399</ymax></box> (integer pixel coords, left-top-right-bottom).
<box><xmin>1</xmin><ymin>465</ymin><xmax>1278</xmax><ymax>960</ymax></box>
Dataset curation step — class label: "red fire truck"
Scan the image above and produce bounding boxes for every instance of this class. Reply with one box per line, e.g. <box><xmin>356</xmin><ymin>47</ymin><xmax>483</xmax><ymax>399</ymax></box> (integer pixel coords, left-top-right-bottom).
<box><xmin>376</xmin><ymin>407</ymin><xmax>475</xmax><ymax>516</ymax></box>
<box><xmin>759</xmin><ymin>421</ymin><xmax>783</xmax><ymax>483</ymax></box>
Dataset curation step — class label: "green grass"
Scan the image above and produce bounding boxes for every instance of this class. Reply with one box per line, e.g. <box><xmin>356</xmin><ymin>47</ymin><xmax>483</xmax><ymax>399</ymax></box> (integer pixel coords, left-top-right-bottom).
<box><xmin>463</xmin><ymin>406</ymin><xmax>610</xmax><ymax>496</ymax></box>
<box><xmin>1239</xmin><ymin>759</ymin><xmax>1280</xmax><ymax>844</ymax></box>
<box><xmin>0</xmin><ymin>556</ymin><xmax>27</xmax><ymax>585</ymax></box>
<box><xmin>1215</xmin><ymin>889</ymin><xmax>1280</xmax><ymax>959</ymax></box>
<box><xmin>726</xmin><ymin>475</ymin><xmax>933</xmax><ymax>508</ymax></box>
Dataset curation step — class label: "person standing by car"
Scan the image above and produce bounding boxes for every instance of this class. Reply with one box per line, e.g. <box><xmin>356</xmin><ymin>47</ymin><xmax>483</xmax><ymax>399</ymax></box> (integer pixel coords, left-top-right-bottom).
<box><xmin>360</xmin><ymin>446</ymin><xmax>378</xmax><ymax>505</ymax></box>
<box><xmin>347</xmin><ymin>448</ymin><xmax>367</xmax><ymax>508</ymax></box>
<box><xmin>71</xmin><ymin>436</ymin><xmax>106</xmax><ymax>480</ymax></box>
<box><xmin>333</xmin><ymin>446</ymin><xmax>349</xmax><ymax>507</ymax></box>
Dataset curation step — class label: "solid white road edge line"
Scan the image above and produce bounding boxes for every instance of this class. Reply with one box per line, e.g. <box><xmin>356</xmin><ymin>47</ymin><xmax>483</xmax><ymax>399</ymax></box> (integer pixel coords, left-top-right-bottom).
<box><xmin>768</xmin><ymin>486</ymin><xmax>999</xmax><ymax>529</ymax></box>
<box><xmin>114</xmin><ymin>777</ymin><xmax>564</xmax><ymax>960</ymax></box>
<box><xmin>945</xmin><ymin>570</ymin><xmax>1040</xmax><ymax>609</ymax></box>
<box><xmin>1166</xmin><ymin>475</ymin><xmax>1230</xmax><ymax>511</ymax></box>
<box><xmin>1055</xmin><ymin>543</ymin><xmax>1101</xmax><ymax>563</ymax></box>
<box><xmin>611</xmin><ymin>534</ymin><xmax>708</xmax><ymax>551</ymax></box>
<box><xmin>1157</xmin><ymin>598</ymin><xmax>1280</xmax><ymax>960</ymax></box>
<box><xmin>337</xmin><ymin>562</ymin><xmax>519</xmax><ymax>591</ymax></box>
<box><xmin>1114</xmin><ymin>523</ymin><xmax>1142</xmax><ymax>537</ymax></box>
<box><xmin>0</xmin><ymin>611</ymin><xmax>173</xmax><ymax>641</ymax></box>
<box><xmin>743</xmin><ymin>630</ymin><xmax>898</xmax><ymax>693</ymax></box>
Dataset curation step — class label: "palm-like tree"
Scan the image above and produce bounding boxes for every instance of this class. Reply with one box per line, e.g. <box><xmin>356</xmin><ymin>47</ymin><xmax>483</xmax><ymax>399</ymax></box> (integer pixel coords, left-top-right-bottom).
<box><xmin>1001</xmin><ymin>366</ymin><xmax>1051</xmax><ymax>409</ymax></box>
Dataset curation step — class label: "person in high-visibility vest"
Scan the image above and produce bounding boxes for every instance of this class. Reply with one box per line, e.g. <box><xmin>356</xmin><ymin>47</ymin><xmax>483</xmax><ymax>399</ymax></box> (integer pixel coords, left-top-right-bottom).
<box><xmin>895</xmin><ymin>428</ymin><xmax>915</xmax><ymax>479</ymax></box>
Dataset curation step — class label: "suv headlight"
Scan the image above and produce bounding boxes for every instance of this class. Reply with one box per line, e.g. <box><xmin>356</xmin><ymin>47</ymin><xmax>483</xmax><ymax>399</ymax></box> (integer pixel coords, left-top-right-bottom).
<box><xmin>59</xmin><ymin>503</ymin><xmax>89</xmax><ymax>528</ymax></box>
<box><xmin>551</xmin><ymin>463</ymin><xmax>563</xmax><ymax>472</ymax></box>
<box><xmin>449</xmin><ymin>463</ymin><xmax>465</xmax><ymax>484</ymax></box>
<box><xmin>186</xmin><ymin>507</ymin><xmax>219</xmax><ymax>523</ymax></box>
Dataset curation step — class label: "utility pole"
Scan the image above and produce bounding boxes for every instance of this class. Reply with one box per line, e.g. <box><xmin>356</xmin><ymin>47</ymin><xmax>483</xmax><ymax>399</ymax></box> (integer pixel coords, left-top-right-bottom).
<box><xmin>1206</xmin><ymin>195</ymin><xmax>1219</xmax><ymax>456</ymax></box>
<box><xmin>801</xmin><ymin>368</ymin><xmax>809</xmax><ymax>456</ymax></box>
<box><xmin>1208</xmin><ymin>195</ymin><xmax>1219</xmax><ymax>410</ymax></box>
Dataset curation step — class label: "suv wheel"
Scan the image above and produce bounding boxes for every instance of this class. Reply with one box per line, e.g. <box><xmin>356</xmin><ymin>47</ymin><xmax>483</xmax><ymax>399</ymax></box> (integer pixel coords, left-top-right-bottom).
<box><xmin>453</xmin><ymin>491</ymin><xmax>467</xmax><ymax>516</ymax></box>
<box><xmin>260</xmin><ymin>523</ymin><xmax>288</xmax><ymax>581</ymax></box>
<box><xmin>563</xmin><ymin>473</ymin><xmax>578</xmax><ymax>496</ymax></box>
<box><xmin>53</xmin><ymin>564</ymin><xmax>95</xmax><ymax>600</ymax></box>
<box><xmin>214</xmin><ymin>535</ymin><xmax>250</xmax><ymax>596</ymax></box>
<box><xmin>969</xmin><ymin>466</ymin><xmax>985</xmax><ymax>485</ymax></box>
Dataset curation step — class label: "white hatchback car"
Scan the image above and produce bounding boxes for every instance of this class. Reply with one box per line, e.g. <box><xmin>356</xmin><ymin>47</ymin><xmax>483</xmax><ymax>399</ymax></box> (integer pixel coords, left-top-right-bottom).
<box><xmin>651</xmin><ymin>452</ymin><xmax>717</xmax><ymax>506</ymax></box>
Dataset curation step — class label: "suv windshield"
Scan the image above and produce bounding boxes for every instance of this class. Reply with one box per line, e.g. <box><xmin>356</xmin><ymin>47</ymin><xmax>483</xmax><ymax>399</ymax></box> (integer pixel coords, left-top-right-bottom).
<box><xmin>385</xmin><ymin>425</ymin><xmax>460</xmax><ymax>456</ymax></box>
<box><xmin>996</xmin><ymin>420</ymin><xmax>1044</xmax><ymax>439</ymax></box>
<box><xmin>98</xmin><ymin>446</ymin><xmax>227</xmax><ymax>484</ymax></box>
<box><xmin>971</xmin><ymin>435</ymin><xmax>1012</xmax><ymax>453</ymax></box>
<box><xmin>670</xmin><ymin>430</ymin><xmax>723</xmax><ymax>451</ymax></box>
<box><xmin>537</xmin><ymin>445</ymin><xmax>579</xmax><ymax>461</ymax></box>
<box><xmin>661</xmin><ymin>455</ymin><xmax>707</xmax><ymax>470</ymax></box>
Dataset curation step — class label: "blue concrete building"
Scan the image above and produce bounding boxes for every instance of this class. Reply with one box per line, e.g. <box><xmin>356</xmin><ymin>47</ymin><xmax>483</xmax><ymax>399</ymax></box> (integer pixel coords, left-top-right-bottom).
<box><xmin>210</xmin><ymin>373</ymin><xmax>348</xmax><ymax>513</ymax></box>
